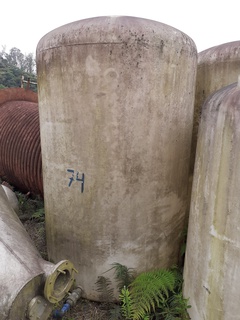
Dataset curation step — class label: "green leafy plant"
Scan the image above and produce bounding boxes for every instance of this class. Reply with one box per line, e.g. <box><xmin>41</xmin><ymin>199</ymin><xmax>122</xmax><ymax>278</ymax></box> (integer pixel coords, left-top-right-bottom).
<box><xmin>105</xmin><ymin>262</ymin><xmax>136</xmax><ymax>292</ymax></box>
<box><xmin>15</xmin><ymin>191</ymin><xmax>44</xmax><ymax>220</ymax></box>
<box><xmin>157</xmin><ymin>293</ymin><xmax>191</xmax><ymax>320</ymax></box>
<box><xmin>130</xmin><ymin>269</ymin><xmax>175</xmax><ymax>319</ymax></box>
<box><xmin>119</xmin><ymin>286</ymin><xmax>135</xmax><ymax>319</ymax></box>
<box><xmin>96</xmin><ymin>263</ymin><xmax>190</xmax><ymax>320</ymax></box>
<box><xmin>31</xmin><ymin>207</ymin><xmax>45</xmax><ymax>222</ymax></box>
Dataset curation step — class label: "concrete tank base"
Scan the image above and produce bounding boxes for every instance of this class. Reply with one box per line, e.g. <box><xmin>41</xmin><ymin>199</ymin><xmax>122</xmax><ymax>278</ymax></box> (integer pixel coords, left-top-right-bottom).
<box><xmin>37</xmin><ymin>16</ymin><xmax>197</xmax><ymax>300</ymax></box>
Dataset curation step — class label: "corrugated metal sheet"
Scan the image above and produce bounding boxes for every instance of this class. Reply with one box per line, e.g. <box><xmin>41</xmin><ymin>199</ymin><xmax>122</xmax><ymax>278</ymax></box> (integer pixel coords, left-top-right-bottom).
<box><xmin>0</xmin><ymin>88</ymin><xmax>43</xmax><ymax>197</ymax></box>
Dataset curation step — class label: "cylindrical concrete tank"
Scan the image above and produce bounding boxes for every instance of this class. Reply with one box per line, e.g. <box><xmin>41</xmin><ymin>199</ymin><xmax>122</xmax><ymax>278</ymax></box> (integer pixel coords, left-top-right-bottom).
<box><xmin>0</xmin><ymin>88</ymin><xmax>43</xmax><ymax>197</ymax></box>
<box><xmin>37</xmin><ymin>16</ymin><xmax>197</xmax><ymax>300</ymax></box>
<box><xmin>190</xmin><ymin>41</ymin><xmax>240</xmax><ymax>173</ymax></box>
<box><xmin>184</xmin><ymin>81</ymin><xmax>240</xmax><ymax>320</ymax></box>
<box><xmin>0</xmin><ymin>184</ymin><xmax>76</xmax><ymax>319</ymax></box>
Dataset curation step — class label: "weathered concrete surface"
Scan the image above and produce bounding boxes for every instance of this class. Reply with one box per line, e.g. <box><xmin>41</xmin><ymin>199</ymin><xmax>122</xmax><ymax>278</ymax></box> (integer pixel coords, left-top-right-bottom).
<box><xmin>37</xmin><ymin>16</ymin><xmax>197</xmax><ymax>300</ymax></box>
<box><xmin>1</xmin><ymin>184</ymin><xmax>19</xmax><ymax>213</ymax></box>
<box><xmin>184</xmin><ymin>82</ymin><xmax>240</xmax><ymax>320</ymax></box>
<box><xmin>190</xmin><ymin>41</ymin><xmax>240</xmax><ymax>174</ymax></box>
<box><xmin>0</xmin><ymin>184</ymin><xmax>76</xmax><ymax>319</ymax></box>
<box><xmin>0</xmin><ymin>184</ymin><xmax>44</xmax><ymax>319</ymax></box>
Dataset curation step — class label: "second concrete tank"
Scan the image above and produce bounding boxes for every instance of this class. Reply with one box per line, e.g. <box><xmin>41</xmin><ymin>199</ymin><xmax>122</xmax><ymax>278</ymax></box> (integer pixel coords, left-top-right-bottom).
<box><xmin>184</xmin><ymin>81</ymin><xmax>240</xmax><ymax>320</ymax></box>
<box><xmin>37</xmin><ymin>16</ymin><xmax>197</xmax><ymax>300</ymax></box>
<box><xmin>190</xmin><ymin>41</ymin><xmax>240</xmax><ymax>174</ymax></box>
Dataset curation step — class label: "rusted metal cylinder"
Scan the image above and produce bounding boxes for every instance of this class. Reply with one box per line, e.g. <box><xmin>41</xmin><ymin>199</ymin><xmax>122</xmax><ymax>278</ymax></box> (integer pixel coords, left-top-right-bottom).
<box><xmin>0</xmin><ymin>184</ymin><xmax>77</xmax><ymax>320</ymax></box>
<box><xmin>0</xmin><ymin>88</ymin><xmax>43</xmax><ymax>197</ymax></box>
<box><xmin>184</xmin><ymin>81</ymin><xmax>240</xmax><ymax>319</ymax></box>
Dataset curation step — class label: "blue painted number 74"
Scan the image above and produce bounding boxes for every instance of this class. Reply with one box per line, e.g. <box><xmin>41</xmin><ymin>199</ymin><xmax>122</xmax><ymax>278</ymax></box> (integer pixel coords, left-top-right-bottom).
<box><xmin>67</xmin><ymin>169</ymin><xmax>85</xmax><ymax>193</ymax></box>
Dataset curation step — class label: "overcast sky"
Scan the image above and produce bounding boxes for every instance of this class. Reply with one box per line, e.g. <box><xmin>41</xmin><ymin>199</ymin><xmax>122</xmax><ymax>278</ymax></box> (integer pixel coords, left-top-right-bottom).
<box><xmin>1</xmin><ymin>0</ymin><xmax>239</xmax><ymax>55</ymax></box>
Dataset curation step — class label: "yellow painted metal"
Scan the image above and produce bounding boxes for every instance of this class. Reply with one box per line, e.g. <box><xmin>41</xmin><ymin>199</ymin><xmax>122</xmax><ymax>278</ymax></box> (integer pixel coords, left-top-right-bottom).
<box><xmin>44</xmin><ymin>260</ymin><xmax>77</xmax><ymax>303</ymax></box>
<box><xmin>0</xmin><ymin>185</ymin><xmax>77</xmax><ymax>319</ymax></box>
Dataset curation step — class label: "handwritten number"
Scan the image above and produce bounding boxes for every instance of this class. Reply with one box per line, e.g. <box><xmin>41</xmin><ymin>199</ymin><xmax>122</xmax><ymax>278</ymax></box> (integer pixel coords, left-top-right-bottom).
<box><xmin>67</xmin><ymin>169</ymin><xmax>85</xmax><ymax>193</ymax></box>
<box><xmin>76</xmin><ymin>172</ymin><xmax>85</xmax><ymax>193</ymax></box>
<box><xmin>67</xmin><ymin>169</ymin><xmax>75</xmax><ymax>187</ymax></box>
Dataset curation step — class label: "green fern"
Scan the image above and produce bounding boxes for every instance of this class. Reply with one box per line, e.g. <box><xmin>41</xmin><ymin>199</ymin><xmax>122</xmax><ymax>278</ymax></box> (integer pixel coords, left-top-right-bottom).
<box><xmin>95</xmin><ymin>276</ymin><xmax>114</xmax><ymax>302</ymax></box>
<box><xmin>156</xmin><ymin>293</ymin><xmax>191</xmax><ymax>320</ymax></box>
<box><xmin>105</xmin><ymin>262</ymin><xmax>135</xmax><ymax>292</ymax></box>
<box><xmin>129</xmin><ymin>269</ymin><xmax>176</xmax><ymax>320</ymax></box>
<box><xmin>170</xmin><ymin>266</ymin><xmax>184</xmax><ymax>293</ymax></box>
<box><xmin>119</xmin><ymin>286</ymin><xmax>135</xmax><ymax>319</ymax></box>
<box><xmin>96</xmin><ymin>263</ymin><xmax>190</xmax><ymax>320</ymax></box>
<box><xmin>31</xmin><ymin>208</ymin><xmax>45</xmax><ymax>221</ymax></box>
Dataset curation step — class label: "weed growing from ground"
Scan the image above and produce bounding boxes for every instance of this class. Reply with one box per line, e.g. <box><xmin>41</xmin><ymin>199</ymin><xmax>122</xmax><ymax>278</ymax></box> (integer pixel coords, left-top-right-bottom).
<box><xmin>95</xmin><ymin>263</ymin><xmax>191</xmax><ymax>320</ymax></box>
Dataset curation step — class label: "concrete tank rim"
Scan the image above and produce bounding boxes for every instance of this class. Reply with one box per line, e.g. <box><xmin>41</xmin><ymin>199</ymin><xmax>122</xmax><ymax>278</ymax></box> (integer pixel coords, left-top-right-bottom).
<box><xmin>198</xmin><ymin>40</ymin><xmax>240</xmax><ymax>65</ymax></box>
<box><xmin>36</xmin><ymin>15</ymin><xmax>197</xmax><ymax>52</ymax></box>
<box><xmin>201</xmin><ymin>81</ymin><xmax>240</xmax><ymax>112</ymax></box>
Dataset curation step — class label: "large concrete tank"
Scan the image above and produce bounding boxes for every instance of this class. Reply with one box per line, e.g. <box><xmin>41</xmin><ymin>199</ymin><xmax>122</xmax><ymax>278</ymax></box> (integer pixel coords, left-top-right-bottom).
<box><xmin>37</xmin><ymin>16</ymin><xmax>197</xmax><ymax>300</ymax></box>
<box><xmin>0</xmin><ymin>88</ymin><xmax>43</xmax><ymax>197</ymax></box>
<box><xmin>0</xmin><ymin>184</ymin><xmax>77</xmax><ymax>319</ymax></box>
<box><xmin>190</xmin><ymin>41</ymin><xmax>240</xmax><ymax>174</ymax></box>
<box><xmin>184</xmin><ymin>81</ymin><xmax>240</xmax><ymax>320</ymax></box>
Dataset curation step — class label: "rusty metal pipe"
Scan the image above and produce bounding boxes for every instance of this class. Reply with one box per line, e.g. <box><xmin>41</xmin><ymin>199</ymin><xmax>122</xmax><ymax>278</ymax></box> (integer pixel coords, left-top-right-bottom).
<box><xmin>0</xmin><ymin>185</ymin><xmax>77</xmax><ymax>320</ymax></box>
<box><xmin>0</xmin><ymin>88</ymin><xmax>43</xmax><ymax>197</ymax></box>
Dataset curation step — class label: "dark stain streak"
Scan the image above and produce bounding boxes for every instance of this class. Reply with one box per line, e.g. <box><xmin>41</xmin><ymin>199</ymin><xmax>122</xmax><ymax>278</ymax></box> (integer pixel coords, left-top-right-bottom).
<box><xmin>203</xmin><ymin>285</ymin><xmax>211</xmax><ymax>294</ymax></box>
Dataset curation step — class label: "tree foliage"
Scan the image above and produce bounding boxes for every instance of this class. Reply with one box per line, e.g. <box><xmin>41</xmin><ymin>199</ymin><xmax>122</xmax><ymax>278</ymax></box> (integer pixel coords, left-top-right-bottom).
<box><xmin>0</xmin><ymin>46</ymin><xmax>37</xmax><ymax>91</ymax></box>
